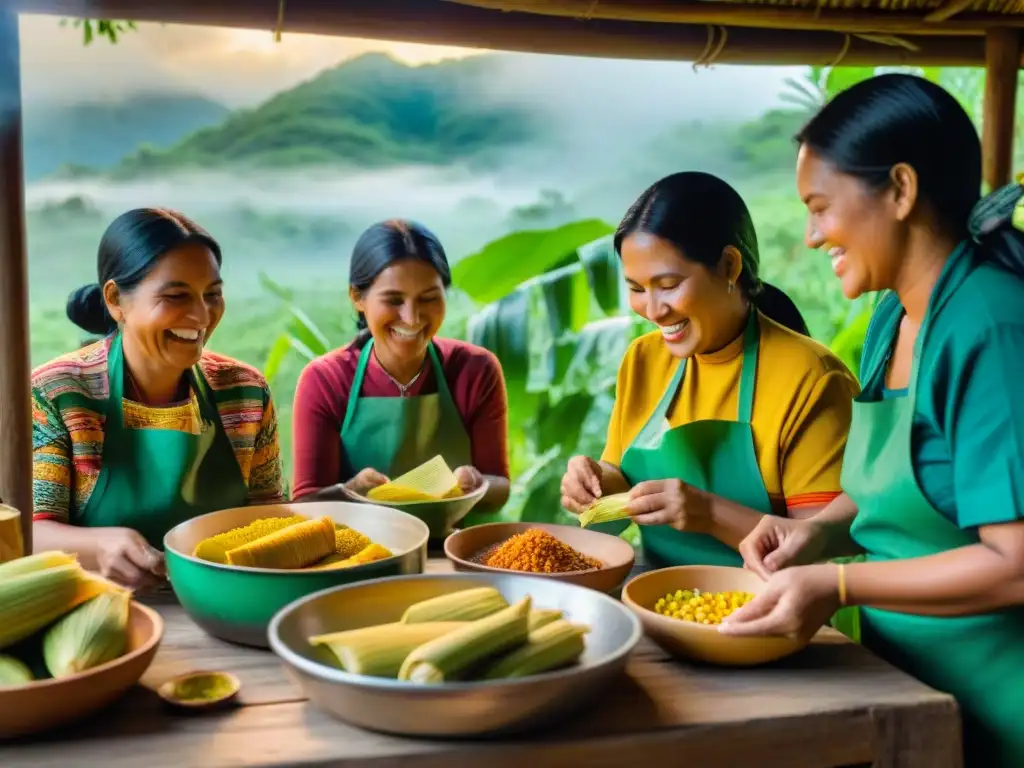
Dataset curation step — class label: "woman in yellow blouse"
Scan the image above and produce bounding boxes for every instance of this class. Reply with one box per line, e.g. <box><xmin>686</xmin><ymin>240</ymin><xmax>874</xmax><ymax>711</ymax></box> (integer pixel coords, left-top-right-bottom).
<box><xmin>560</xmin><ymin>171</ymin><xmax>860</xmax><ymax>568</ymax></box>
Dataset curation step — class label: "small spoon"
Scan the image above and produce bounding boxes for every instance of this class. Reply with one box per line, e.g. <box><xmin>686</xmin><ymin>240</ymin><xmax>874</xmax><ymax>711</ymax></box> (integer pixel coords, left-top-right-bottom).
<box><xmin>157</xmin><ymin>670</ymin><xmax>240</xmax><ymax>711</ymax></box>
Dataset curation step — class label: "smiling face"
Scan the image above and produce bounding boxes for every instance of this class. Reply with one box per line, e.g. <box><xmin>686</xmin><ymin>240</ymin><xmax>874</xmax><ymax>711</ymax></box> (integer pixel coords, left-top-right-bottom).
<box><xmin>105</xmin><ymin>240</ymin><xmax>225</xmax><ymax>373</ymax></box>
<box><xmin>620</xmin><ymin>231</ymin><xmax>743</xmax><ymax>358</ymax></box>
<box><xmin>351</xmin><ymin>258</ymin><xmax>447</xmax><ymax>363</ymax></box>
<box><xmin>796</xmin><ymin>144</ymin><xmax>913</xmax><ymax>300</ymax></box>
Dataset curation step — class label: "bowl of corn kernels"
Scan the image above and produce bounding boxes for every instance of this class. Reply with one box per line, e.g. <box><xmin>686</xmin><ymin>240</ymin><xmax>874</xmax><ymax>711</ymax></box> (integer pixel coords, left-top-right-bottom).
<box><xmin>621</xmin><ymin>565</ymin><xmax>811</xmax><ymax>666</ymax></box>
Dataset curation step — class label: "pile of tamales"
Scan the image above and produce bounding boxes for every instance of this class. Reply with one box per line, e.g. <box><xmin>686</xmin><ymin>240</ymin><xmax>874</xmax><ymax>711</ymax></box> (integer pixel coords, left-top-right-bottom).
<box><xmin>308</xmin><ymin>586</ymin><xmax>590</xmax><ymax>683</ymax></box>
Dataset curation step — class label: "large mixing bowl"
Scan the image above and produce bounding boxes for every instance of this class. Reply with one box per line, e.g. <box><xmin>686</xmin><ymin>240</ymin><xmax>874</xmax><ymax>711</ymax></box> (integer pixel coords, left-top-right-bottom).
<box><xmin>268</xmin><ymin>571</ymin><xmax>643</xmax><ymax>737</ymax></box>
<box><xmin>164</xmin><ymin>501</ymin><xmax>429</xmax><ymax>648</ymax></box>
<box><xmin>341</xmin><ymin>481</ymin><xmax>489</xmax><ymax>540</ymax></box>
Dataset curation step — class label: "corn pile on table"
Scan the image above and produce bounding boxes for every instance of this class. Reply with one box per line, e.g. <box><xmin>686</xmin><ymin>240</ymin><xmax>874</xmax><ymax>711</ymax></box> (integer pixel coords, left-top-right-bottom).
<box><xmin>3</xmin><ymin>557</ymin><xmax>961</xmax><ymax>768</ymax></box>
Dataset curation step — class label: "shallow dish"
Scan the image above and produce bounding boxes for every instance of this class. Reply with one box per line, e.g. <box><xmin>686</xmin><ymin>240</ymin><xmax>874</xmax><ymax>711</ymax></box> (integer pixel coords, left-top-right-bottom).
<box><xmin>163</xmin><ymin>501</ymin><xmax>429</xmax><ymax>648</ymax></box>
<box><xmin>158</xmin><ymin>670</ymin><xmax>241</xmax><ymax>710</ymax></box>
<box><xmin>268</xmin><ymin>571</ymin><xmax>642</xmax><ymax>737</ymax></box>
<box><xmin>622</xmin><ymin>565</ymin><xmax>809</xmax><ymax>666</ymax></box>
<box><xmin>444</xmin><ymin>522</ymin><xmax>635</xmax><ymax>594</ymax></box>
<box><xmin>0</xmin><ymin>600</ymin><xmax>163</xmax><ymax>739</ymax></box>
<box><xmin>342</xmin><ymin>481</ymin><xmax>489</xmax><ymax>540</ymax></box>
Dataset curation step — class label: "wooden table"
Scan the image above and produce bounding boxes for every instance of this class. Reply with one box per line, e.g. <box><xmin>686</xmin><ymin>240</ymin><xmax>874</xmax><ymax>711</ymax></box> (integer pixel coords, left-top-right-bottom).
<box><xmin>4</xmin><ymin>559</ymin><xmax>961</xmax><ymax>768</ymax></box>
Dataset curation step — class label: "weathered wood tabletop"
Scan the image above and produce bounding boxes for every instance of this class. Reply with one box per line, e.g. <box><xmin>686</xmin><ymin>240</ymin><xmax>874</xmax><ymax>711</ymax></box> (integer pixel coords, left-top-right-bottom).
<box><xmin>4</xmin><ymin>558</ymin><xmax>961</xmax><ymax>768</ymax></box>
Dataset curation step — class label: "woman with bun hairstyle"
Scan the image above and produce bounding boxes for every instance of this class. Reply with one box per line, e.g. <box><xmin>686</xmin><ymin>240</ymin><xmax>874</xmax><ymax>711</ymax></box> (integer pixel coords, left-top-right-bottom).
<box><xmin>719</xmin><ymin>74</ymin><xmax>1024</xmax><ymax>767</ymax></box>
<box><xmin>560</xmin><ymin>171</ymin><xmax>860</xmax><ymax>568</ymax></box>
<box><xmin>32</xmin><ymin>208</ymin><xmax>283</xmax><ymax>591</ymax></box>
<box><xmin>290</xmin><ymin>219</ymin><xmax>510</xmax><ymax>511</ymax></box>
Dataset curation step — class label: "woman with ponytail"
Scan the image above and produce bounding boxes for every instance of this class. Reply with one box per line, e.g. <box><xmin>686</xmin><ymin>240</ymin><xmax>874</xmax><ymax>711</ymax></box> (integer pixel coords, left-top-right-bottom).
<box><xmin>32</xmin><ymin>208</ymin><xmax>283</xmax><ymax>591</ymax></box>
<box><xmin>290</xmin><ymin>219</ymin><xmax>510</xmax><ymax>511</ymax></box>
<box><xmin>560</xmin><ymin>171</ymin><xmax>859</xmax><ymax>568</ymax></box>
<box><xmin>719</xmin><ymin>74</ymin><xmax>1024</xmax><ymax>767</ymax></box>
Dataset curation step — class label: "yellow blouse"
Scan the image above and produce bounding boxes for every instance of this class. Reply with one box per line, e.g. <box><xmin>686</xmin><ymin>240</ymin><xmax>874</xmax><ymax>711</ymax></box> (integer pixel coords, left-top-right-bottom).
<box><xmin>602</xmin><ymin>311</ymin><xmax>860</xmax><ymax>514</ymax></box>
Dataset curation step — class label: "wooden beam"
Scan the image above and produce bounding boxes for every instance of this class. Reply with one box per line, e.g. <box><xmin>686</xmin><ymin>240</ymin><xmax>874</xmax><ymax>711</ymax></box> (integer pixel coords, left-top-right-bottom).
<box><xmin>982</xmin><ymin>28</ymin><xmax>1020</xmax><ymax>190</ymax></box>
<box><xmin>18</xmin><ymin>0</ymin><xmax>991</xmax><ymax>66</ymax></box>
<box><xmin>446</xmin><ymin>0</ymin><xmax>1024</xmax><ymax>36</ymax></box>
<box><xmin>0</xmin><ymin>9</ymin><xmax>33</xmax><ymax>556</ymax></box>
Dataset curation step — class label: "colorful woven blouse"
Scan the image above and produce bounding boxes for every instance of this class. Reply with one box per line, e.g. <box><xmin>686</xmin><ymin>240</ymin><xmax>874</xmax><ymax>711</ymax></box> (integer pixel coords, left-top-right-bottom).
<box><xmin>31</xmin><ymin>337</ymin><xmax>284</xmax><ymax>524</ymax></box>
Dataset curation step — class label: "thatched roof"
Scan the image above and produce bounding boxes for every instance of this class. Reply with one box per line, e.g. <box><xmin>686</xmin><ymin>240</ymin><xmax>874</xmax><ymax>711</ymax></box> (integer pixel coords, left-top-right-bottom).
<box><xmin>18</xmin><ymin>0</ymin><xmax>1022</xmax><ymax>65</ymax></box>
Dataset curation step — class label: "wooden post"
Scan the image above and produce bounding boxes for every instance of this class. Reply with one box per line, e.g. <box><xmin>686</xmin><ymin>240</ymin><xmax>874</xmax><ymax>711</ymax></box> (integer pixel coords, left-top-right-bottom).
<box><xmin>982</xmin><ymin>28</ymin><xmax>1021</xmax><ymax>191</ymax></box>
<box><xmin>0</xmin><ymin>9</ymin><xmax>33</xmax><ymax>556</ymax></box>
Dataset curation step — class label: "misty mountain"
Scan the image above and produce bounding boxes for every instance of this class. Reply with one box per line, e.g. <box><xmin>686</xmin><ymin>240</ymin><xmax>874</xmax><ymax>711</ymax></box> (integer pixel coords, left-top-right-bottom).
<box><xmin>23</xmin><ymin>93</ymin><xmax>231</xmax><ymax>182</ymax></box>
<box><xmin>110</xmin><ymin>53</ymin><xmax>540</xmax><ymax>177</ymax></box>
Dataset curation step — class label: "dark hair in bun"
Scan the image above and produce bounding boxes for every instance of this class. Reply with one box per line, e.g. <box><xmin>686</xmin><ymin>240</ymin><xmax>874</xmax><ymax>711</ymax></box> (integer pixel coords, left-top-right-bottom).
<box><xmin>66</xmin><ymin>207</ymin><xmax>222</xmax><ymax>335</ymax></box>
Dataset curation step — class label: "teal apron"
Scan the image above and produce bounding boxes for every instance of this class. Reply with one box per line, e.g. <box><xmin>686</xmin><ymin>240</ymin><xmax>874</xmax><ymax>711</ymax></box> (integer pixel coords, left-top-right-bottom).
<box><xmin>77</xmin><ymin>333</ymin><xmax>249</xmax><ymax>550</ymax></box>
<box><xmin>340</xmin><ymin>340</ymin><xmax>472</xmax><ymax>481</ymax></box>
<box><xmin>841</xmin><ymin>296</ymin><xmax>1024</xmax><ymax>767</ymax></box>
<box><xmin>594</xmin><ymin>311</ymin><xmax>774</xmax><ymax>567</ymax></box>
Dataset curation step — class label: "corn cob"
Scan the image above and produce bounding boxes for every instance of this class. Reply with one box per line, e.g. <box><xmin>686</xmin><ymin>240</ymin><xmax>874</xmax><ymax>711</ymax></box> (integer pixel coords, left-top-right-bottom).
<box><xmin>308</xmin><ymin>543</ymin><xmax>393</xmax><ymax>570</ymax></box>
<box><xmin>578</xmin><ymin>493</ymin><xmax>631</xmax><ymax>527</ymax></box>
<box><xmin>0</xmin><ymin>564</ymin><xmax>126</xmax><ymax>650</ymax></box>
<box><xmin>43</xmin><ymin>590</ymin><xmax>130</xmax><ymax>678</ymax></box>
<box><xmin>226</xmin><ymin>515</ymin><xmax>335</xmax><ymax>569</ymax></box>
<box><xmin>0</xmin><ymin>654</ymin><xmax>33</xmax><ymax>686</ymax></box>
<box><xmin>528</xmin><ymin>608</ymin><xmax>563</xmax><ymax>631</ymax></box>
<box><xmin>334</xmin><ymin>526</ymin><xmax>371</xmax><ymax>559</ymax></box>
<box><xmin>481</xmin><ymin>619</ymin><xmax>588</xmax><ymax>680</ymax></box>
<box><xmin>0</xmin><ymin>504</ymin><xmax>23</xmax><ymax>564</ymax></box>
<box><xmin>193</xmin><ymin>515</ymin><xmax>308</xmax><ymax>564</ymax></box>
<box><xmin>398</xmin><ymin>597</ymin><xmax>532</xmax><ymax>684</ymax></box>
<box><xmin>400</xmin><ymin>587</ymin><xmax>509</xmax><ymax>624</ymax></box>
<box><xmin>309</xmin><ymin>621</ymin><xmax>467</xmax><ymax>677</ymax></box>
<box><xmin>0</xmin><ymin>550</ymin><xmax>77</xmax><ymax>579</ymax></box>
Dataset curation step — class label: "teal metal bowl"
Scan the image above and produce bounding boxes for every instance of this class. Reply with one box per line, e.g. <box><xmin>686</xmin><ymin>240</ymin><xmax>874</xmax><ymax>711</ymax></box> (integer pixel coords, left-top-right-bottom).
<box><xmin>341</xmin><ymin>481</ymin><xmax>489</xmax><ymax>540</ymax></box>
<box><xmin>163</xmin><ymin>501</ymin><xmax>429</xmax><ymax>648</ymax></box>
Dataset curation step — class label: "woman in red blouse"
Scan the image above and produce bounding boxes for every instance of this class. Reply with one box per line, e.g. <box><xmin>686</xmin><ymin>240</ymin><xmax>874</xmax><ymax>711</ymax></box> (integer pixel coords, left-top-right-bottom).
<box><xmin>291</xmin><ymin>219</ymin><xmax>511</xmax><ymax>512</ymax></box>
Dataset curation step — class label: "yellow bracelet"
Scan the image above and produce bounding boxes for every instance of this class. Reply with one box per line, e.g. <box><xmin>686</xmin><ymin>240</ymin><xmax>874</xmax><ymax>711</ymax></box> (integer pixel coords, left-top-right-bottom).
<box><xmin>837</xmin><ymin>563</ymin><xmax>847</xmax><ymax>606</ymax></box>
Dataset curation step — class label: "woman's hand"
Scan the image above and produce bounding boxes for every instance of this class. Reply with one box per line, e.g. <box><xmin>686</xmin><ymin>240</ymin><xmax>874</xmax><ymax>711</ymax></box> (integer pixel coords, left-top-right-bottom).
<box><xmin>453</xmin><ymin>465</ymin><xmax>484</xmax><ymax>493</ymax></box>
<box><xmin>344</xmin><ymin>468</ymin><xmax>390</xmax><ymax>496</ymax></box>
<box><xmin>718</xmin><ymin>564</ymin><xmax>840</xmax><ymax>643</ymax></box>
<box><xmin>94</xmin><ymin>527</ymin><xmax>165</xmax><ymax>592</ymax></box>
<box><xmin>626</xmin><ymin>479</ymin><xmax>713</xmax><ymax>533</ymax></box>
<box><xmin>738</xmin><ymin>515</ymin><xmax>830</xmax><ymax>579</ymax></box>
<box><xmin>561</xmin><ymin>456</ymin><xmax>604</xmax><ymax>514</ymax></box>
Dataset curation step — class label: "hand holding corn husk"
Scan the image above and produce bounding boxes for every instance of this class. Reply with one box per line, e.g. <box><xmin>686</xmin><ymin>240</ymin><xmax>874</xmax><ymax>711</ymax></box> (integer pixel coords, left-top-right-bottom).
<box><xmin>94</xmin><ymin>527</ymin><xmax>166</xmax><ymax>592</ymax></box>
<box><xmin>344</xmin><ymin>467</ymin><xmax>391</xmax><ymax>497</ymax></box>
<box><xmin>560</xmin><ymin>455</ymin><xmax>605</xmax><ymax>514</ymax></box>
<box><xmin>625</xmin><ymin>479</ymin><xmax>713</xmax><ymax>533</ymax></box>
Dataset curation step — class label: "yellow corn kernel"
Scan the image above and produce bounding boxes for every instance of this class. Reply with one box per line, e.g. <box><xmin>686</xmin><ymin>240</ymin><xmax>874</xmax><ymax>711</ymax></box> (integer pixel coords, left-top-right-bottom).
<box><xmin>651</xmin><ymin>588</ymin><xmax>755</xmax><ymax>625</ymax></box>
<box><xmin>0</xmin><ymin>564</ymin><xmax>126</xmax><ymax>650</ymax></box>
<box><xmin>334</xmin><ymin>526</ymin><xmax>371</xmax><ymax>559</ymax></box>
<box><xmin>43</xmin><ymin>590</ymin><xmax>130</xmax><ymax>678</ymax></box>
<box><xmin>309</xmin><ymin>621</ymin><xmax>467</xmax><ymax>678</ymax></box>
<box><xmin>193</xmin><ymin>516</ymin><xmax>308</xmax><ymax>564</ymax></box>
<box><xmin>398</xmin><ymin>597</ymin><xmax>532</xmax><ymax>684</ymax></box>
<box><xmin>226</xmin><ymin>516</ymin><xmax>336</xmax><ymax>569</ymax></box>
<box><xmin>401</xmin><ymin>587</ymin><xmax>509</xmax><ymax>623</ymax></box>
<box><xmin>308</xmin><ymin>543</ymin><xmax>394</xmax><ymax>570</ymax></box>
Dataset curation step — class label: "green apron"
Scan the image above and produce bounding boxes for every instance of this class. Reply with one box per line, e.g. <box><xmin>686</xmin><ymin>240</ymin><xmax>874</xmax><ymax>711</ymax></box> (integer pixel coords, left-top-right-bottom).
<box><xmin>339</xmin><ymin>340</ymin><xmax>472</xmax><ymax>481</ymax></box>
<box><xmin>841</xmin><ymin>303</ymin><xmax>1024</xmax><ymax>768</ymax></box>
<box><xmin>77</xmin><ymin>333</ymin><xmax>249</xmax><ymax>550</ymax></box>
<box><xmin>594</xmin><ymin>311</ymin><xmax>774</xmax><ymax>567</ymax></box>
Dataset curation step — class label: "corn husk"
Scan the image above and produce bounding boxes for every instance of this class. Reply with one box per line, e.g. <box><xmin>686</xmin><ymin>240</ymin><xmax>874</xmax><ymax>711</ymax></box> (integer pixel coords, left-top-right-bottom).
<box><xmin>0</xmin><ymin>654</ymin><xmax>33</xmax><ymax>686</ymax></box>
<box><xmin>401</xmin><ymin>587</ymin><xmax>509</xmax><ymax>624</ymax></box>
<box><xmin>226</xmin><ymin>516</ymin><xmax>335</xmax><ymax>569</ymax></box>
<box><xmin>367</xmin><ymin>455</ymin><xmax>460</xmax><ymax>502</ymax></box>
<box><xmin>578</xmin><ymin>493</ymin><xmax>630</xmax><ymax>527</ymax></box>
<box><xmin>481</xmin><ymin>619</ymin><xmax>587</xmax><ymax>680</ymax></box>
<box><xmin>43</xmin><ymin>590</ymin><xmax>130</xmax><ymax>678</ymax></box>
<box><xmin>309</xmin><ymin>621</ymin><xmax>467</xmax><ymax>677</ymax></box>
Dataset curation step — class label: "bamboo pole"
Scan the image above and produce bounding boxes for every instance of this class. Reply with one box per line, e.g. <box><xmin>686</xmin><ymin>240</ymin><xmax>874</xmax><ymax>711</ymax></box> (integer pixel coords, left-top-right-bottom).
<box><xmin>445</xmin><ymin>0</ymin><xmax>1024</xmax><ymax>36</ymax></box>
<box><xmin>17</xmin><ymin>0</ymin><xmax>993</xmax><ymax>66</ymax></box>
<box><xmin>982</xmin><ymin>28</ymin><xmax>1021</xmax><ymax>190</ymax></box>
<box><xmin>0</xmin><ymin>9</ymin><xmax>33</xmax><ymax>557</ymax></box>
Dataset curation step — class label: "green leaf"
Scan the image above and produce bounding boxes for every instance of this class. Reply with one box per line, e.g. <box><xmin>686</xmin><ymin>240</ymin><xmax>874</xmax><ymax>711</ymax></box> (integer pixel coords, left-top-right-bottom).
<box><xmin>467</xmin><ymin>289</ymin><xmax>531</xmax><ymax>396</ymax></box>
<box><xmin>263</xmin><ymin>334</ymin><xmax>292</xmax><ymax>381</ymax></box>
<box><xmin>534</xmin><ymin>392</ymin><xmax>596</xmax><ymax>454</ymax></box>
<box><xmin>825</xmin><ymin>67</ymin><xmax>877</xmax><ymax>100</ymax></box>
<box><xmin>287</xmin><ymin>307</ymin><xmax>332</xmax><ymax>358</ymax></box>
<box><xmin>532</xmin><ymin>263</ymin><xmax>591</xmax><ymax>339</ymax></box>
<box><xmin>259</xmin><ymin>272</ymin><xmax>294</xmax><ymax>302</ymax></box>
<box><xmin>451</xmin><ymin>219</ymin><xmax>615</xmax><ymax>303</ymax></box>
<box><xmin>577</xmin><ymin>235</ymin><xmax>625</xmax><ymax>315</ymax></box>
<box><xmin>556</xmin><ymin>317</ymin><xmax>633</xmax><ymax>396</ymax></box>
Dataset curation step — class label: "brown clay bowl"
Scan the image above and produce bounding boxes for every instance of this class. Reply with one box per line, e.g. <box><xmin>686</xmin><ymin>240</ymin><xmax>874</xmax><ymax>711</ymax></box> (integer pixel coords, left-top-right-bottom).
<box><xmin>0</xmin><ymin>600</ymin><xmax>164</xmax><ymax>738</ymax></box>
<box><xmin>622</xmin><ymin>565</ymin><xmax>809</xmax><ymax>666</ymax></box>
<box><xmin>443</xmin><ymin>522</ymin><xmax>635</xmax><ymax>594</ymax></box>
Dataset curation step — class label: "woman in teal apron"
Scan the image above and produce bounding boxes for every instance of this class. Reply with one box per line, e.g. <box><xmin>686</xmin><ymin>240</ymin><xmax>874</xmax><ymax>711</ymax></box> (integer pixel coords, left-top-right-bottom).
<box><xmin>32</xmin><ymin>208</ymin><xmax>283</xmax><ymax>592</ymax></box>
<box><xmin>289</xmin><ymin>219</ymin><xmax>510</xmax><ymax>513</ymax></box>
<box><xmin>560</xmin><ymin>172</ymin><xmax>860</xmax><ymax>568</ymax></box>
<box><xmin>720</xmin><ymin>75</ymin><xmax>1024</xmax><ymax>768</ymax></box>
